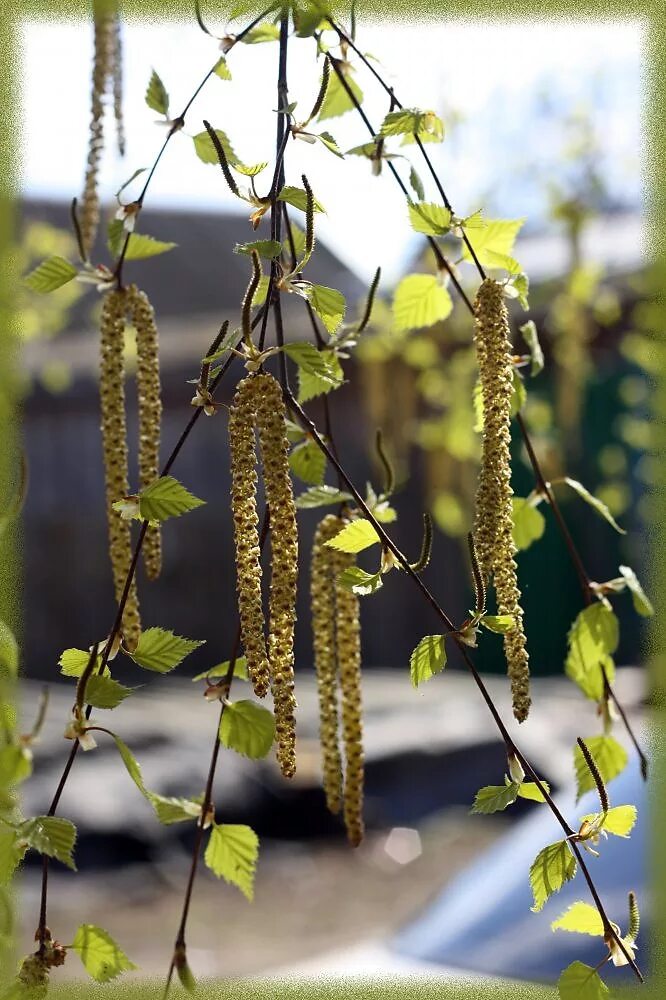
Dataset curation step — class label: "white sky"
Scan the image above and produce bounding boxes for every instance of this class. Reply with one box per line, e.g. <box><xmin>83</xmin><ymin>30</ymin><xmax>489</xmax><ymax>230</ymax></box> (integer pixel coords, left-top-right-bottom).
<box><xmin>19</xmin><ymin>17</ymin><xmax>643</xmax><ymax>283</ymax></box>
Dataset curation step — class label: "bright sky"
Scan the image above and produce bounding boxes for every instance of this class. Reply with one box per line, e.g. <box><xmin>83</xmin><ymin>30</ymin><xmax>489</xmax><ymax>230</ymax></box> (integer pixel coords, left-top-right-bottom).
<box><xmin>19</xmin><ymin>17</ymin><xmax>643</xmax><ymax>283</ymax></box>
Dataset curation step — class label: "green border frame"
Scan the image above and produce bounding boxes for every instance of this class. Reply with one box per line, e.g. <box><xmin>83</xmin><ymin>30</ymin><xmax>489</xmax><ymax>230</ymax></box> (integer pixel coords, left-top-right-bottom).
<box><xmin>1</xmin><ymin>3</ymin><xmax>663</xmax><ymax>998</ymax></box>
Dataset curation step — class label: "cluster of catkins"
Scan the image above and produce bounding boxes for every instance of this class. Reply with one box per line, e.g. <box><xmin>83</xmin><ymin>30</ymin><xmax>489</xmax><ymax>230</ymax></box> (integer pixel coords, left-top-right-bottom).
<box><xmin>80</xmin><ymin>0</ymin><xmax>124</xmax><ymax>258</ymax></box>
<box><xmin>472</xmin><ymin>278</ymin><xmax>531</xmax><ymax>723</ymax></box>
<box><xmin>228</xmin><ymin>373</ymin><xmax>299</xmax><ymax>779</ymax></box>
<box><xmin>99</xmin><ymin>285</ymin><xmax>162</xmax><ymax>650</ymax></box>
<box><xmin>310</xmin><ymin>515</ymin><xmax>364</xmax><ymax>846</ymax></box>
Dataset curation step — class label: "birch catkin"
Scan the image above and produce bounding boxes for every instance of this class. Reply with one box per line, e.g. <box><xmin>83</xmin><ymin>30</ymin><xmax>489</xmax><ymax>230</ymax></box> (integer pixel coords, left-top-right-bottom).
<box><xmin>337</xmin><ymin>564</ymin><xmax>364</xmax><ymax>846</ymax></box>
<box><xmin>80</xmin><ymin>2</ymin><xmax>114</xmax><ymax>258</ymax></box>
<box><xmin>310</xmin><ymin>515</ymin><xmax>345</xmax><ymax>814</ymax></box>
<box><xmin>228</xmin><ymin>372</ymin><xmax>299</xmax><ymax>777</ymax></box>
<box><xmin>128</xmin><ymin>285</ymin><xmax>162</xmax><ymax>580</ymax></box>
<box><xmin>99</xmin><ymin>289</ymin><xmax>141</xmax><ymax>649</ymax></box>
<box><xmin>473</xmin><ymin>279</ymin><xmax>530</xmax><ymax>723</ymax></box>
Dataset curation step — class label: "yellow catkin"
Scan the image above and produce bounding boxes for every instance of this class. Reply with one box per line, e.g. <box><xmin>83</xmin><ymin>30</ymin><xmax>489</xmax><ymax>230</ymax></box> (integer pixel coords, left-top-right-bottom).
<box><xmin>310</xmin><ymin>515</ymin><xmax>345</xmax><ymax>814</ymax></box>
<box><xmin>253</xmin><ymin>374</ymin><xmax>299</xmax><ymax>780</ymax></box>
<box><xmin>128</xmin><ymin>285</ymin><xmax>162</xmax><ymax>581</ymax></box>
<box><xmin>473</xmin><ymin>279</ymin><xmax>530</xmax><ymax>723</ymax></box>
<box><xmin>99</xmin><ymin>289</ymin><xmax>141</xmax><ymax>649</ymax></box>
<box><xmin>110</xmin><ymin>10</ymin><xmax>125</xmax><ymax>156</ymax></box>
<box><xmin>336</xmin><ymin>560</ymin><xmax>364</xmax><ymax>846</ymax></box>
<box><xmin>80</xmin><ymin>2</ymin><xmax>114</xmax><ymax>258</ymax></box>
<box><xmin>229</xmin><ymin>378</ymin><xmax>271</xmax><ymax>700</ymax></box>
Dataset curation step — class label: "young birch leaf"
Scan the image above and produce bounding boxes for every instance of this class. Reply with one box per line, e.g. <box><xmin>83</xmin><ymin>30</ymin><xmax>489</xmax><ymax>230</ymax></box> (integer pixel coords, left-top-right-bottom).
<box><xmin>220</xmin><ymin>701</ymin><xmax>276</xmax><ymax>759</ymax></box>
<box><xmin>516</xmin><ymin>781</ymin><xmax>550</xmax><ymax>803</ymax></box>
<box><xmin>558</xmin><ymin>961</ymin><xmax>609</xmax><ymax>1000</ymax></box>
<box><xmin>566</xmin><ymin>605</ymin><xmax>619</xmax><ymax>699</ymax></box>
<box><xmin>393</xmin><ymin>274</ymin><xmax>452</xmax><ymax>332</ymax></box>
<box><xmin>18</xmin><ymin>816</ymin><xmax>77</xmax><ymax>870</ymax></box>
<box><xmin>24</xmin><ymin>256</ymin><xmax>78</xmax><ymax>293</ymax></box>
<box><xmin>619</xmin><ymin>565</ymin><xmax>654</xmax><ymax>617</ymax></box>
<box><xmin>289</xmin><ymin>441</ymin><xmax>326</xmax><ymax>486</ymax></box>
<box><xmin>138</xmin><ymin>476</ymin><xmax>206</xmax><ymax>523</ymax></box>
<box><xmin>337</xmin><ymin>566</ymin><xmax>383</xmax><ymax>596</ymax></box>
<box><xmin>305</xmin><ymin>285</ymin><xmax>346</xmax><ymax>333</ymax></box>
<box><xmin>480</xmin><ymin>614</ymin><xmax>515</xmax><ymax>635</ymax></box>
<box><xmin>408</xmin><ymin>202</ymin><xmax>452</xmax><ymax>237</ymax></box>
<box><xmin>71</xmin><ymin>924</ymin><xmax>137</xmax><ymax>982</ymax></box>
<box><xmin>297</xmin><ymin>362</ymin><xmax>344</xmax><ymax>404</ymax></box>
<box><xmin>461</xmin><ymin>218</ymin><xmax>525</xmax><ymax>268</ymax></box>
<box><xmin>325</xmin><ymin>519</ymin><xmax>380</xmax><ymax>554</ymax></box>
<box><xmin>241</xmin><ymin>22</ymin><xmax>280</xmax><ymax>43</ymax></box>
<box><xmin>379</xmin><ymin>108</ymin><xmax>443</xmax><ymax>140</ymax></box>
<box><xmin>318</xmin><ymin>66</ymin><xmax>363</xmax><ymax>121</ymax></box>
<box><xmin>471</xmin><ymin>783</ymin><xmax>519</xmax><ymax>814</ymax></box>
<box><xmin>551</xmin><ymin>902</ymin><xmax>605</xmax><ymax>937</ymax></box>
<box><xmin>85</xmin><ymin>675</ymin><xmax>135</xmax><ymax>710</ymax></box>
<box><xmin>574</xmin><ymin>735</ymin><xmax>628</xmax><ymax>800</ymax></box>
<box><xmin>123</xmin><ymin>232</ymin><xmax>178</xmax><ymax>261</ymax></box>
<box><xmin>147</xmin><ymin>794</ymin><xmax>202</xmax><ymax>825</ymax></box>
<box><xmin>520</xmin><ymin>320</ymin><xmax>544</xmax><ymax>376</ymax></box>
<box><xmin>204</xmin><ymin>823</ymin><xmax>259</xmax><ymax>900</ymax></box>
<box><xmin>213</xmin><ymin>56</ymin><xmax>232</xmax><ymax>80</ymax></box>
<box><xmin>177</xmin><ymin>958</ymin><xmax>197</xmax><ymax>994</ymax></box>
<box><xmin>283</xmin><ymin>343</ymin><xmax>343</xmax><ymax>388</ymax></box>
<box><xmin>562</xmin><ymin>478</ymin><xmax>626</xmax><ymax>535</ymax></box>
<box><xmin>0</xmin><ymin>620</ymin><xmax>18</xmax><ymax>678</ymax></box>
<box><xmin>529</xmin><ymin>840</ymin><xmax>577</xmax><ymax>912</ymax></box>
<box><xmin>278</xmin><ymin>185</ymin><xmax>326</xmax><ymax>214</ymax></box>
<box><xmin>580</xmin><ymin>804</ymin><xmax>637</xmax><ymax>838</ymax></box>
<box><xmin>145</xmin><ymin>69</ymin><xmax>169</xmax><ymax>117</ymax></box>
<box><xmin>192</xmin><ymin>128</ymin><xmax>237</xmax><ymax>166</ymax></box>
<box><xmin>129</xmin><ymin>628</ymin><xmax>205</xmax><ymax>674</ymax></box>
<box><xmin>234</xmin><ymin>239</ymin><xmax>282</xmax><ymax>260</ymax></box>
<box><xmin>192</xmin><ymin>657</ymin><xmax>248</xmax><ymax>682</ymax></box>
<box><xmin>410</xmin><ymin>635</ymin><xmax>447</xmax><ymax>687</ymax></box>
<box><xmin>295</xmin><ymin>485</ymin><xmax>352</xmax><ymax>509</ymax></box>
<box><xmin>0</xmin><ymin>829</ymin><xmax>27</xmax><ymax>884</ymax></box>
<box><xmin>409</xmin><ymin>165</ymin><xmax>425</xmax><ymax>202</ymax></box>
<box><xmin>59</xmin><ymin>647</ymin><xmax>101</xmax><ymax>678</ymax></box>
<box><xmin>0</xmin><ymin>745</ymin><xmax>32</xmax><ymax>787</ymax></box>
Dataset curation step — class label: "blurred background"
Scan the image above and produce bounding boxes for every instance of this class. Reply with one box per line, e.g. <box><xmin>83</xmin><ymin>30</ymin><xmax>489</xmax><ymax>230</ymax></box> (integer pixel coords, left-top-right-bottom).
<box><xmin>11</xmin><ymin>9</ymin><xmax>650</xmax><ymax>987</ymax></box>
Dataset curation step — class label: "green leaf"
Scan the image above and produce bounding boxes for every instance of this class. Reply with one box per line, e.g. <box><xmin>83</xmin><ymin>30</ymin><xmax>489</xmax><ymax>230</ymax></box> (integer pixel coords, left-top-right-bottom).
<box><xmin>512</xmin><ymin>497</ymin><xmax>546</xmax><ymax>551</ymax></box>
<box><xmin>520</xmin><ymin>320</ymin><xmax>544</xmax><ymax>376</ymax></box>
<box><xmin>516</xmin><ymin>781</ymin><xmax>550</xmax><ymax>803</ymax></box>
<box><xmin>552</xmin><ymin>902</ymin><xmax>605</xmax><ymax>936</ymax></box>
<box><xmin>325</xmin><ymin>519</ymin><xmax>380</xmax><ymax>554</ymax></box>
<box><xmin>110</xmin><ymin>734</ymin><xmax>148</xmax><ymax>797</ymax></box>
<box><xmin>233</xmin><ymin>161</ymin><xmax>269</xmax><ymax>177</ymax></box>
<box><xmin>379</xmin><ymin>108</ymin><xmax>443</xmax><ymax>141</ymax></box>
<box><xmin>0</xmin><ymin>829</ymin><xmax>27</xmax><ymax>884</ymax></box>
<box><xmin>557</xmin><ymin>961</ymin><xmax>609</xmax><ymax>1000</ymax></box>
<box><xmin>529</xmin><ymin>840</ymin><xmax>577</xmax><ymax>912</ymax></box>
<box><xmin>289</xmin><ymin>441</ymin><xmax>326</xmax><ymax>486</ymax></box>
<box><xmin>85</xmin><ymin>674</ymin><xmax>135</xmax><ymax>710</ymax></box>
<box><xmin>337</xmin><ymin>566</ymin><xmax>383</xmax><ymax>597</ymax></box>
<box><xmin>471</xmin><ymin>783</ymin><xmax>519</xmax><ymax>814</ymax></box>
<box><xmin>393</xmin><ymin>274</ymin><xmax>453</xmax><ymax>332</ymax></box>
<box><xmin>0</xmin><ymin>745</ymin><xmax>33</xmax><ymax>787</ymax></box>
<box><xmin>234</xmin><ymin>239</ymin><xmax>282</xmax><ymax>261</ymax></box>
<box><xmin>204</xmin><ymin>823</ymin><xmax>259</xmax><ymax>900</ymax></box>
<box><xmin>562</xmin><ymin>478</ymin><xmax>626</xmax><ymax>535</ymax></box>
<box><xmin>278</xmin><ymin>185</ymin><xmax>326</xmax><ymax>214</ymax></box>
<box><xmin>574</xmin><ymin>735</ymin><xmax>628</xmax><ymax>801</ymax></box>
<box><xmin>619</xmin><ymin>565</ymin><xmax>654</xmax><ymax>617</ymax></box>
<box><xmin>461</xmin><ymin>218</ymin><xmax>525</xmax><ymax>268</ymax></box>
<box><xmin>511</xmin><ymin>370</ymin><xmax>527</xmax><ymax>415</ymax></box>
<box><xmin>318</xmin><ymin>65</ymin><xmax>363</xmax><ymax>121</ymax></box>
<box><xmin>24</xmin><ymin>255</ymin><xmax>78</xmax><ymax>293</ymax></box>
<box><xmin>580</xmin><ymin>804</ymin><xmax>637</xmax><ymax>838</ymax></box>
<box><xmin>295</xmin><ymin>485</ymin><xmax>352</xmax><ymax>509</ymax></box>
<box><xmin>480</xmin><ymin>614</ymin><xmax>515</xmax><ymax>635</ymax></box>
<box><xmin>129</xmin><ymin>628</ymin><xmax>205</xmax><ymax>674</ymax></box>
<box><xmin>107</xmin><ymin>218</ymin><xmax>126</xmax><ymax>257</ymax></box>
<box><xmin>220</xmin><ymin>701</ymin><xmax>276</xmax><ymax>759</ymax></box>
<box><xmin>123</xmin><ymin>232</ymin><xmax>178</xmax><ymax>261</ymax></box>
<box><xmin>408</xmin><ymin>202</ymin><xmax>452</xmax><ymax>237</ymax></box>
<box><xmin>147</xmin><ymin>794</ymin><xmax>202</xmax><ymax>825</ymax></box>
<box><xmin>115</xmin><ymin>167</ymin><xmax>147</xmax><ymax>200</ymax></box>
<box><xmin>177</xmin><ymin>957</ymin><xmax>197</xmax><ymax>993</ymax></box>
<box><xmin>145</xmin><ymin>69</ymin><xmax>169</xmax><ymax>117</ymax></box>
<box><xmin>192</xmin><ymin>657</ymin><xmax>248</xmax><ymax>683</ymax></box>
<box><xmin>58</xmin><ymin>648</ymin><xmax>96</xmax><ymax>678</ymax></box>
<box><xmin>192</xmin><ymin>128</ymin><xmax>237</xmax><ymax>166</ymax></box>
<box><xmin>241</xmin><ymin>22</ymin><xmax>280</xmax><ymax>43</ymax></box>
<box><xmin>18</xmin><ymin>816</ymin><xmax>77</xmax><ymax>870</ymax></box>
<box><xmin>71</xmin><ymin>924</ymin><xmax>137</xmax><ymax>982</ymax></box>
<box><xmin>283</xmin><ymin>343</ymin><xmax>343</xmax><ymax>389</ymax></box>
<box><xmin>213</xmin><ymin>56</ymin><xmax>232</xmax><ymax>81</ymax></box>
<box><xmin>566</xmin><ymin>604</ymin><xmax>619</xmax><ymax>700</ymax></box>
<box><xmin>138</xmin><ymin>475</ymin><xmax>206</xmax><ymax>523</ymax></box>
<box><xmin>296</xmin><ymin>355</ymin><xmax>344</xmax><ymax>403</ymax></box>
<box><xmin>409</xmin><ymin>165</ymin><xmax>425</xmax><ymax>202</ymax></box>
<box><xmin>409</xmin><ymin>634</ymin><xmax>447</xmax><ymax>687</ymax></box>
<box><xmin>0</xmin><ymin>620</ymin><xmax>18</xmax><ymax>679</ymax></box>
<box><xmin>304</xmin><ymin>284</ymin><xmax>346</xmax><ymax>334</ymax></box>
